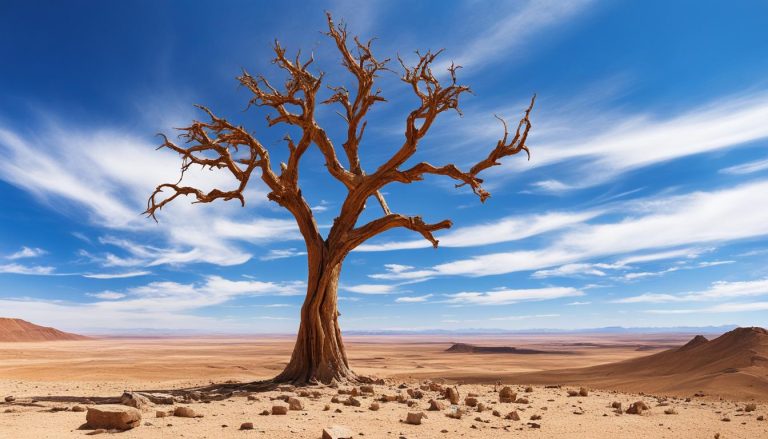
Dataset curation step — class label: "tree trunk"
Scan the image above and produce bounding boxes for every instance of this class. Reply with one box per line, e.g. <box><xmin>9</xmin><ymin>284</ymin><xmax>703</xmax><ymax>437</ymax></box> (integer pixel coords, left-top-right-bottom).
<box><xmin>274</xmin><ymin>259</ymin><xmax>357</xmax><ymax>385</ymax></box>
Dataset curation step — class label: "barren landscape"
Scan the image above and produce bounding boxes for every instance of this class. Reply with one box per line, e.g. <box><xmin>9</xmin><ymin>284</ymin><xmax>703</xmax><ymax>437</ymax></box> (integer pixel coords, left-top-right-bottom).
<box><xmin>1</xmin><ymin>325</ymin><xmax>766</xmax><ymax>438</ymax></box>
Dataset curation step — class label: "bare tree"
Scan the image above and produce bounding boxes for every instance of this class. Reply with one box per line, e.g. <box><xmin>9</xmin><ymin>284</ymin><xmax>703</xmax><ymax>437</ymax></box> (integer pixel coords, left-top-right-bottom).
<box><xmin>145</xmin><ymin>13</ymin><xmax>534</xmax><ymax>385</ymax></box>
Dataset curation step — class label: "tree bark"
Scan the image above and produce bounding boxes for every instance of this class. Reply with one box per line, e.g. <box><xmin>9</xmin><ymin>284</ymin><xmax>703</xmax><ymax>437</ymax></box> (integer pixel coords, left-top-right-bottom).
<box><xmin>274</xmin><ymin>257</ymin><xmax>356</xmax><ymax>385</ymax></box>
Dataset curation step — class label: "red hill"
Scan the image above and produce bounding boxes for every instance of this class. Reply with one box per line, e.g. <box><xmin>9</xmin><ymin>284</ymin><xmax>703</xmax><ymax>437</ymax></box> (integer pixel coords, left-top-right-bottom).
<box><xmin>0</xmin><ymin>318</ymin><xmax>89</xmax><ymax>342</ymax></box>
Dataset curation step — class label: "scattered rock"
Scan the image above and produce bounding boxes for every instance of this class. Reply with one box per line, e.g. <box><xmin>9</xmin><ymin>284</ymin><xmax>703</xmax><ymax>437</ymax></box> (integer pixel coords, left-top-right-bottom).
<box><xmin>567</xmin><ymin>390</ymin><xmax>579</xmax><ymax>397</ymax></box>
<box><xmin>344</xmin><ymin>397</ymin><xmax>361</xmax><ymax>407</ymax></box>
<box><xmin>445</xmin><ymin>387</ymin><xmax>460</xmax><ymax>404</ymax></box>
<box><xmin>626</xmin><ymin>401</ymin><xmax>649</xmax><ymax>415</ymax></box>
<box><xmin>4</xmin><ymin>396</ymin><xmax>15</xmax><ymax>403</ymax></box>
<box><xmin>240</xmin><ymin>422</ymin><xmax>254</xmax><ymax>430</ymax></box>
<box><xmin>515</xmin><ymin>397</ymin><xmax>529</xmax><ymax>404</ymax></box>
<box><xmin>745</xmin><ymin>403</ymin><xmax>757</xmax><ymax>412</ymax></box>
<box><xmin>260</xmin><ymin>410</ymin><xmax>270</xmax><ymax>416</ymax></box>
<box><xmin>407</xmin><ymin>388</ymin><xmax>424</xmax><ymax>399</ymax></box>
<box><xmin>721</xmin><ymin>417</ymin><xmax>731</xmax><ymax>422</ymax></box>
<box><xmin>530</xmin><ymin>414</ymin><xmax>542</xmax><ymax>420</ymax></box>
<box><xmin>72</xmin><ymin>405</ymin><xmax>86</xmax><ymax>412</ymax></box>
<box><xmin>288</xmin><ymin>397</ymin><xmax>304</xmax><ymax>411</ymax></box>
<box><xmin>247</xmin><ymin>395</ymin><xmax>258</xmax><ymax>401</ymax></box>
<box><xmin>505</xmin><ymin>411</ymin><xmax>520</xmax><ymax>421</ymax></box>
<box><xmin>611</xmin><ymin>401</ymin><xmax>622</xmax><ymax>411</ymax></box>
<box><xmin>446</xmin><ymin>407</ymin><xmax>463</xmax><ymax>419</ymax></box>
<box><xmin>465</xmin><ymin>397</ymin><xmax>478</xmax><ymax>407</ymax></box>
<box><xmin>405</xmin><ymin>412</ymin><xmax>426</xmax><ymax>425</ymax></box>
<box><xmin>369</xmin><ymin>402</ymin><xmax>380</xmax><ymax>411</ymax></box>
<box><xmin>120</xmin><ymin>392</ymin><xmax>151</xmax><ymax>411</ymax></box>
<box><xmin>499</xmin><ymin>386</ymin><xmax>516</xmax><ymax>403</ymax></box>
<box><xmin>492</xmin><ymin>410</ymin><xmax>501</xmax><ymax>417</ymax></box>
<box><xmin>528</xmin><ymin>422</ymin><xmax>541</xmax><ymax>429</ymax></box>
<box><xmin>360</xmin><ymin>385</ymin><xmax>375</xmax><ymax>394</ymax></box>
<box><xmin>476</xmin><ymin>402</ymin><xmax>486</xmax><ymax>412</ymax></box>
<box><xmin>524</xmin><ymin>386</ymin><xmax>533</xmax><ymax>393</ymax></box>
<box><xmin>664</xmin><ymin>408</ymin><xmax>678</xmax><ymax>415</ymax></box>
<box><xmin>173</xmin><ymin>406</ymin><xmax>200</xmax><ymax>418</ymax></box>
<box><xmin>428</xmin><ymin>399</ymin><xmax>446</xmax><ymax>411</ymax></box>
<box><xmin>86</xmin><ymin>405</ymin><xmax>142</xmax><ymax>430</ymax></box>
<box><xmin>756</xmin><ymin>415</ymin><xmax>764</xmax><ymax>421</ymax></box>
<box><xmin>156</xmin><ymin>410</ymin><xmax>167</xmax><ymax>418</ymax></box>
<box><xmin>579</xmin><ymin>387</ymin><xmax>589</xmax><ymax>397</ymax></box>
<box><xmin>272</xmin><ymin>405</ymin><xmax>288</xmax><ymax>415</ymax></box>
<box><xmin>322</xmin><ymin>424</ymin><xmax>354</xmax><ymax>439</ymax></box>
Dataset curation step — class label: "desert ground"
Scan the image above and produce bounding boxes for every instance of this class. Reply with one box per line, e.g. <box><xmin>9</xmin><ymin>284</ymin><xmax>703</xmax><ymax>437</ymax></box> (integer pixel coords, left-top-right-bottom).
<box><xmin>1</xmin><ymin>333</ymin><xmax>766</xmax><ymax>438</ymax></box>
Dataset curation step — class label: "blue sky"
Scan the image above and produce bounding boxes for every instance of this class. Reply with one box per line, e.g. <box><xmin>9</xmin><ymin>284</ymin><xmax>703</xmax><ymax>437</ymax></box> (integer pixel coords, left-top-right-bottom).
<box><xmin>1</xmin><ymin>0</ymin><xmax>767</xmax><ymax>333</ymax></box>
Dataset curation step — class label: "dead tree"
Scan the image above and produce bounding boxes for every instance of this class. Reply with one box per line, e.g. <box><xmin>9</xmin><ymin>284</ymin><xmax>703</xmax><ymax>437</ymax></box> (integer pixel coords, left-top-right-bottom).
<box><xmin>145</xmin><ymin>13</ymin><xmax>534</xmax><ymax>385</ymax></box>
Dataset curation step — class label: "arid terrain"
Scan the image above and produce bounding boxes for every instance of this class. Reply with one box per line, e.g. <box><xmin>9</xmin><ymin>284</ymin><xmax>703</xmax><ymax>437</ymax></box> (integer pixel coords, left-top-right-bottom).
<box><xmin>1</xmin><ymin>325</ymin><xmax>766</xmax><ymax>438</ymax></box>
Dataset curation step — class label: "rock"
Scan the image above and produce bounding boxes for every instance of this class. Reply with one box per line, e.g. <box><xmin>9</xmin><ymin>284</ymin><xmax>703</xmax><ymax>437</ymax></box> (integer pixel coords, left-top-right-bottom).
<box><xmin>465</xmin><ymin>397</ymin><xmax>478</xmax><ymax>407</ymax></box>
<box><xmin>247</xmin><ymin>395</ymin><xmax>258</xmax><ymax>401</ymax></box>
<box><xmin>499</xmin><ymin>386</ymin><xmax>516</xmax><ymax>403</ymax></box>
<box><xmin>240</xmin><ymin>422</ymin><xmax>254</xmax><ymax>430</ymax></box>
<box><xmin>360</xmin><ymin>385</ymin><xmax>375</xmax><ymax>394</ymax></box>
<box><xmin>379</xmin><ymin>395</ymin><xmax>397</xmax><ymax>402</ymax></box>
<box><xmin>579</xmin><ymin>387</ymin><xmax>589</xmax><ymax>397</ymax></box>
<box><xmin>567</xmin><ymin>390</ymin><xmax>579</xmax><ymax>397</ymax></box>
<box><xmin>626</xmin><ymin>401</ymin><xmax>649</xmax><ymax>415</ymax></box>
<box><xmin>446</xmin><ymin>407</ymin><xmax>463</xmax><ymax>419</ymax></box>
<box><xmin>331</xmin><ymin>396</ymin><xmax>341</xmax><ymax>404</ymax></box>
<box><xmin>350</xmin><ymin>387</ymin><xmax>360</xmax><ymax>397</ymax></box>
<box><xmin>757</xmin><ymin>415</ymin><xmax>764</xmax><ymax>421</ymax></box>
<box><xmin>272</xmin><ymin>404</ymin><xmax>288</xmax><ymax>415</ymax></box>
<box><xmin>4</xmin><ymin>396</ymin><xmax>15</xmax><ymax>403</ymax></box>
<box><xmin>611</xmin><ymin>401</ymin><xmax>622</xmax><ymax>411</ymax></box>
<box><xmin>72</xmin><ymin>405</ymin><xmax>86</xmax><ymax>412</ymax></box>
<box><xmin>515</xmin><ymin>397</ymin><xmax>530</xmax><ymax>404</ymax></box>
<box><xmin>528</xmin><ymin>422</ymin><xmax>541</xmax><ymax>429</ymax></box>
<box><xmin>505</xmin><ymin>411</ymin><xmax>520</xmax><ymax>421</ymax></box>
<box><xmin>445</xmin><ymin>387</ymin><xmax>460</xmax><ymax>404</ymax></box>
<box><xmin>156</xmin><ymin>410</ymin><xmax>167</xmax><ymax>418</ymax></box>
<box><xmin>322</xmin><ymin>424</ymin><xmax>354</xmax><ymax>439</ymax></box>
<box><xmin>260</xmin><ymin>410</ymin><xmax>270</xmax><ymax>416</ymax></box>
<box><xmin>51</xmin><ymin>406</ymin><xmax>69</xmax><ymax>412</ymax></box>
<box><xmin>524</xmin><ymin>386</ymin><xmax>533</xmax><ymax>393</ymax></box>
<box><xmin>721</xmin><ymin>417</ymin><xmax>731</xmax><ymax>422</ymax></box>
<box><xmin>405</xmin><ymin>412</ymin><xmax>426</xmax><ymax>425</ymax></box>
<box><xmin>288</xmin><ymin>397</ymin><xmax>304</xmax><ymax>411</ymax></box>
<box><xmin>120</xmin><ymin>392</ymin><xmax>151</xmax><ymax>411</ymax></box>
<box><xmin>745</xmin><ymin>403</ymin><xmax>757</xmax><ymax>412</ymax></box>
<box><xmin>530</xmin><ymin>414</ymin><xmax>542</xmax><ymax>420</ymax></box>
<box><xmin>476</xmin><ymin>402</ymin><xmax>486</xmax><ymax>412</ymax></box>
<box><xmin>492</xmin><ymin>410</ymin><xmax>501</xmax><ymax>417</ymax></box>
<box><xmin>664</xmin><ymin>408</ymin><xmax>678</xmax><ymax>415</ymax></box>
<box><xmin>407</xmin><ymin>388</ymin><xmax>424</xmax><ymax>399</ymax></box>
<box><xmin>369</xmin><ymin>402</ymin><xmax>380</xmax><ymax>411</ymax></box>
<box><xmin>86</xmin><ymin>405</ymin><xmax>142</xmax><ymax>430</ymax></box>
<box><xmin>173</xmin><ymin>406</ymin><xmax>200</xmax><ymax>418</ymax></box>
<box><xmin>428</xmin><ymin>399</ymin><xmax>446</xmax><ymax>411</ymax></box>
<box><xmin>344</xmin><ymin>397</ymin><xmax>361</xmax><ymax>407</ymax></box>
<box><xmin>429</xmin><ymin>382</ymin><xmax>444</xmax><ymax>392</ymax></box>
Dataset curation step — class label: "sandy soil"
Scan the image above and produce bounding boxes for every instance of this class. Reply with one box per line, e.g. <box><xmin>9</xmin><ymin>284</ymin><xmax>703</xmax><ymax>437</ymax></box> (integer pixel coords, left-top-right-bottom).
<box><xmin>0</xmin><ymin>334</ymin><xmax>765</xmax><ymax>438</ymax></box>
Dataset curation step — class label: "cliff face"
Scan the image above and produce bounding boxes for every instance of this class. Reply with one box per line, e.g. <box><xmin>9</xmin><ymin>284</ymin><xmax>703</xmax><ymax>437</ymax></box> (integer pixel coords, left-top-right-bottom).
<box><xmin>0</xmin><ymin>318</ymin><xmax>89</xmax><ymax>342</ymax></box>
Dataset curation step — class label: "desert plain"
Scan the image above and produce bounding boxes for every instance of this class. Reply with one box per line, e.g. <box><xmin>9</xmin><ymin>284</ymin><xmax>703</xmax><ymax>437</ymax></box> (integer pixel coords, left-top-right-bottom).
<box><xmin>1</xmin><ymin>330</ymin><xmax>767</xmax><ymax>438</ymax></box>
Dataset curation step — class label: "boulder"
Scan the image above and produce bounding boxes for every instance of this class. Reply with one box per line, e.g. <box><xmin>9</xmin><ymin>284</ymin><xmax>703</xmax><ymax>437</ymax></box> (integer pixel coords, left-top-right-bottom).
<box><xmin>4</xmin><ymin>396</ymin><xmax>14</xmax><ymax>403</ymax></box>
<box><xmin>288</xmin><ymin>397</ymin><xmax>304</xmax><ymax>411</ymax></box>
<box><xmin>322</xmin><ymin>424</ymin><xmax>354</xmax><ymax>439</ymax></box>
<box><xmin>72</xmin><ymin>406</ymin><xmax>86</xmax><ymax>412</ymax></box>
<box><xmin>579</xmin><ymin>387</ymin><xmax>589</xmax><ymax>397</ymax></box>
<box><xmin>173</xmin><ymin>406</ymin><xmax>200</xmax><ymax>418</ymax></box>
<box><xmin>240</xmin><ymin>422</ymin><xmax>254</xmax><ymax>430</ymax></box>
<box><xmin>428</xmin><ymin>399</ymin><xmax>446</xmax><ymax>411</ymax></box>
<box><xmin>86</xmin><ymin>405</ymin><xmax>141</xmax><ymax>430</ymax></box>
<box><xmin>444</xmin><ymin>387</ymin><xmax>460</xmax><ymax>404</ymax></box>
<box><xmin>360</xmin><ymin>385</ymin><xmax>375</xmax><ymax>394</ymax></box>
<box><xmin>515</xmin><ymin>397</ymin><xmax>529</xmax><ymax>404</ymax></box>
<box><xmin>120</xmin><ymin>392</ymin><xmax>151</xmax><ymax>411</ymax></box>
<box><xmin>499</xmin><ymin>386</ymin><xmax>516</xmax><ymax>403</ymax></box>
<box><xmin>369</xmin><ymin>402</ymin><xmax>380</xmax><ymax>411</ymax></box>
<box><xmin>505</xmin><ymin>411</ymin><xmax>520</xmax><ymax>421</ymax></box>
<box><xmin>626</xmin><ymin>401</ymin><xmax>649</xmax><ymax>415</ymax></box>
<box><xmin>343</xmin><ymin>397</ymin><xmax>361</xmax><ymax>407</ymax></box>
<box><xmin>446</xmin><ymin>407</ymin><xmax>463</xmax><ymax>419</ymax></box>
<box><xmin>272</xmin><ymin>404</ymin><xmax>288</xmax><ymax>415</ymax></box>
<box><xmin>407</xmin><ymin>388</ymin><xmax>424</xmax><ymax>399</ymax></box>
<box><xmin>405</xmin><ymin>412</ymin><xmax>426</xmax><ymax>425</ymax></box>
<box><xmin>465</xmin><ymin>397</ymin><xmax>478</xmax><ymax>407</ymax></box>
<box><xmin>745</xmin><ymin>403</ymin><xmax>757</xmax><ymax>412</ymax></box>
<box><xmin>476</xmin><ymin>402</ymin><xmax>486</xmax><ymax>412</ymax></box>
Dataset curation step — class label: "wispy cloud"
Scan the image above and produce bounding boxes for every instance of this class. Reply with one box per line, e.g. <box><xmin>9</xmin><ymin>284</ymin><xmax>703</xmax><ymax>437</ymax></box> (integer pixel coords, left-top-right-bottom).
<box><xmin>395</xmin><ymin>294</ymin><xmax>433</xmax><ymax>303</ymax></box>
<box><xmin>82</xmin><ymin>271</ymin><xmax>151</xmax><ymax>279</ymax></box>
<box><xmin>260</xmin><ymin>248</ymin><xmax>308</xmax><ymax>261</ymax></box>
<box><xmin>720</xmin><ymin>157</ymin><xmax>768</xmax><ymax>175</ymax></box>
<box><xmin>0</xmin><ymin>263</ymin><xmax>56</xmax><ymax>275</ymax></box>
<box><xmin>372</xmin><ymin>180</ymin><xmax>768</xmax><ymax>279</ymax></box>
<box><xmin>617</xmin><ymin>278</ymin><xmax>768</xmax><ymax>303</ymax></box>
<box><xmin>444</xmin><ymin>286</ymin><xmax>582</xmax><ymax>306</ymax></box>
<box><xmin>6</xmin><ymin>246</ymin><xmax>47</xmax><ymax>260</ymax></box>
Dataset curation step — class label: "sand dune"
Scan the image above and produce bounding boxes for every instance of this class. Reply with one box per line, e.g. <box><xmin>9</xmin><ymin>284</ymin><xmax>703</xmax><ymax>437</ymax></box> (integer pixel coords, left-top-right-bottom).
<box><xmin>510</xmin><ymin>327</ymin><xmax>768</xmax><ymax>401</ymax></box>
<box><xmin>0</xmin><ymin>318</ymin><xmax>88</xmax><ymax>342</ymax></box>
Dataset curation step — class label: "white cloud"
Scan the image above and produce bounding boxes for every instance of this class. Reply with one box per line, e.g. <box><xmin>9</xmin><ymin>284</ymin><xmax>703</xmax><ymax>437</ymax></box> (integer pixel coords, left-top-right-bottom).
<box><xmin>566</xmin><ymin>301</ymin><xmax>591</xmax><ymax>306</ymax></box>
<box><xmin>617</xmin><ymin>278</ymin><xmax>768</xmax><ymax>303</ymax></box>
<box><xmin>532</xmin><ymin>263</ymin><xmax>609</xmax><ymax>279</ymax></box>
<box><xmin>6</xmin><ymin>246</ymin><xmax>47</xmax><ymax>260</ymax></box>
<box><xmin>343</xmin><ymin>284</ymin><xmax>399</xmax><ymax>295</ymax></box>
<box><xmin>646</xmin><ymin>301</ymin><xmax>768</xmax><ymax>314</ymax></box>
<box><xmin>87</xmin><ymin>291</ymin><xmax>126</xmax><ymax>300</ymax></box>
<box><xmin>82</xmin><ymin>271</ymin><xmax>151</xmax><ymax>279</ymax></box>
<box><xmin>358</xmin><ymin>211</ymin><xmax>598</xmax><ymax>251</ymax></box>
<box><xmin>0</xmin><ymin>263</ymin><xmax>56</xmax><ymax>275</ymax></box>
<box><xmin>720</xmin><ymin>157</ymin><xmax>768</xmax><ymax>175</ymax></box>
<box><xmin>395</xmin><ymin>294</ymin><xmax>433</xmax><ymax>303</ymax></box>
<box><xmin>444</xmin><ymin>287</ymin><xmax>582</xmax><ymax>305</ymax></box>
<box><xmin>373</xmin><ymin>180</ymin><xmax>768</xmax><ymax>279</ymax></box>
<box><xmin>259</xmin><ymin>248</ymin><xmax>308</xmax><ymax>261</ymax></box>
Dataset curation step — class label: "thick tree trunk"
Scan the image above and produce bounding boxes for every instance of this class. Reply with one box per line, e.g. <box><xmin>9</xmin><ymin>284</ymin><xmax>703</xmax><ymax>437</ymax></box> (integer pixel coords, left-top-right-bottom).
<box><xmin>274</xmin><ymin>259</ymin><xmax>357</xmax><ymax>385</ymax></box>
